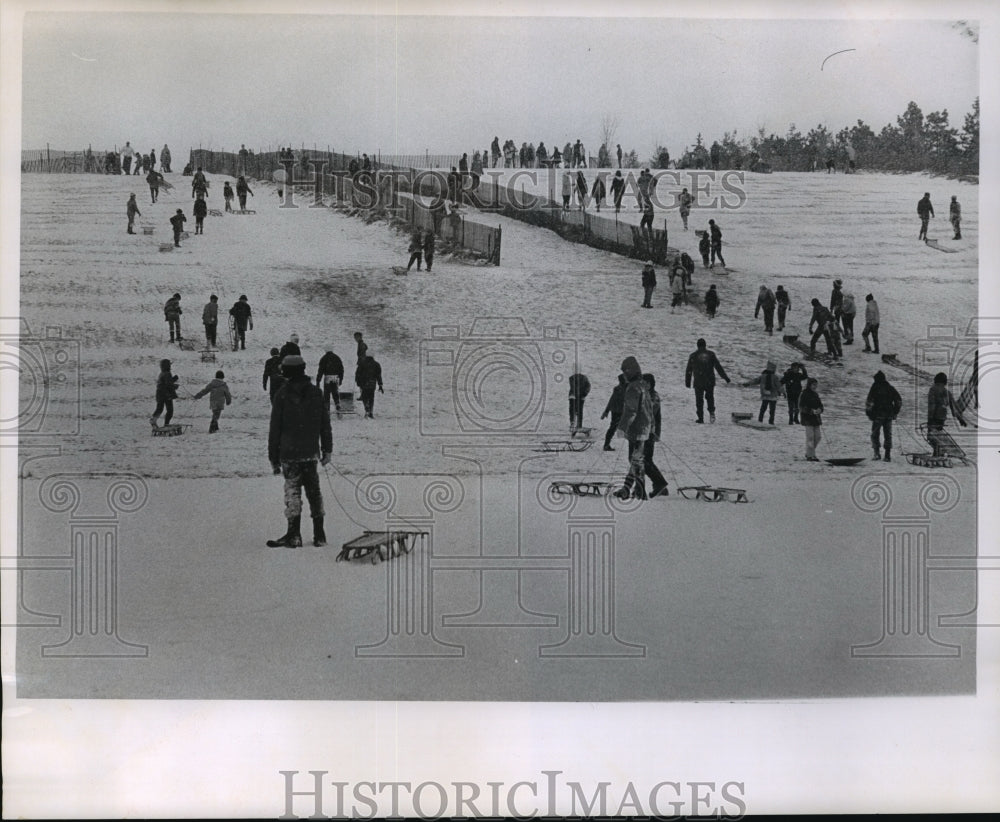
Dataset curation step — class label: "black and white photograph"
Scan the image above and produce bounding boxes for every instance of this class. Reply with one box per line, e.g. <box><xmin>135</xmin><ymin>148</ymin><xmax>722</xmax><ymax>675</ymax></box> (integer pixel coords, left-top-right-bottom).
<box><xmin>2</xmin><ymin>0</ymin><xmax>998</xmax><ymax>816</ymax></box>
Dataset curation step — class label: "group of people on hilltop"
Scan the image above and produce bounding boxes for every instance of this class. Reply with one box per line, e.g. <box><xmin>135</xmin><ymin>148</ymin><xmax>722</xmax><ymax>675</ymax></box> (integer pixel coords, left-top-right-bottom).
<box><xmin>114</xmin><ymin>141</ymin><xmax>171</xmax><ymax>176</ymax></box>
<box><xmin>489</xmin><ymin>137</ymin><xmax>595</xmax><ymax>169</ymax></box>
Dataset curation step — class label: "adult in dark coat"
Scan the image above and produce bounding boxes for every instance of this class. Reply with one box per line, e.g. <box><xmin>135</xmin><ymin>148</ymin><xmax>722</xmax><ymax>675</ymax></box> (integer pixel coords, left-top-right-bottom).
<box><xmin>423</xmin><ymin>231</ymin><xmax>436</xmax><ymax>272</ymax></box>
<box><xmin>316</xmin><ymin>350</ymin><xmax>345</xmax><ymax>412</ymax></box>
<box><xmin>684</xmin><ymin>338</ymin><xmax>731</xmax><ymax>423</ymax></box>
<box><xmin>866</xmin><ymin>370</ymin><xmax>902</xmax><ymax>461</ymax></box>
<box><xmin>704</xmin><ymin>284</ymin><xmax>719</xmax><ymax>318</ymax></box>
<box><xmin>169</xmin><ymin>208</ymin><xmax>186</xmax><ymax>247</ymax></box>
<box><xmin>641</xmin><ymin>373</ymin><xmax>669</xmax><ymax>497</ymax></box>
<box><xmin>641</xmin><ymin>262</ymin><xmax>657</xmax><ymax>308</ymax></box>
<box><xmin>267</xmin><ymin>355</ymin><xmax>333</xmax><ymax>548</ymax></box>
<box><xmin>355</xmin><ymin>353</ymin><xmax>384</xmax><ymax>419</ymax></box>
<box><xmin>610</xmin><ymin>171</ymin><xmax>625</xmax><ymax>213</ymax></box>
<box><xmin>164</xmin><ymin>293</ymin><xmax>183</xmax><ymax>342</ymax></box>
<box><xmin>755</xmin><ymin>285</ymin><xmax>777</xmax><ymax>334</ymax></box>
<box><xmin>228</xmin><ymin>295</ymin><xmax>253</xmax><ymax>350</ymax></box>
<box><xmin>193</xmin><ymin>194</ymin><xmax>208</xmax><ymax>235</ymax></box>
<box><xmin>263</xmin><ymin>348</ymin><xmax>286</xmax><ymax>402</ymax></box>
<box><xmin>917</xmin><ymin>192</ymin><xmax>934</xmax><ymax>240</ymax></box>
<box><xmin>780</xmin><ymin>362</ymin><xmax>808</xmax><ymax>425</ymax></box>
<box><xmin>202</xmin><ymin>294</ymin><xmax>219</xmax><ymax>347</ymax></box>
<box><xmin>279</xmin><ymin>333</ymin><xmax>301</xmax><ymax>359</ymax></box>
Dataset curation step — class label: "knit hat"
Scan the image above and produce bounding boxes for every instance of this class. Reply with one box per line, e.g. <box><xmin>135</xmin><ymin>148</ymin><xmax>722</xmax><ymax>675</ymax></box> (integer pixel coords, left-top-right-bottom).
<box><xmin>270</xmin><ymin>347</ymin><xmax>279</xmax><ymax>355</ymax></box>
<box><xmin>873</xmin><ymin>371</ymin><xmax>886</xmax><ymax>382</ymax></box>
<box><xmin>620</xmin><ymin>356</ymin><xmax>641</xmax><ymax>379</ymax></box>
<box><xmin>282</xmin><ymin>355</ymin><xmax>305</xmax><ymax>368</ymax></box>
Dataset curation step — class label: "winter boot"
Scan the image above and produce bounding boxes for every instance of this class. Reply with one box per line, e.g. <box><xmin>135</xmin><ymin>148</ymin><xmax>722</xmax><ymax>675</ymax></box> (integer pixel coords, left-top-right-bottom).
<box><xmin>312</xmin><ymin>517</ymin><xmax>327</xmax><ymax>547</ymax></box>
<box><xmin>873</xmin><ymin>448</ymin><xmax>881</xmax><ymax>460</ymax></box>
<box><xmin>267</xmin><ymin>516</ymin><xmax>302</xmax><ymax>548</ymax></box>
<box><xmin>883</xmin><ymin>449</ymin><xmax>891</xmax><ymax>462</ymax></box>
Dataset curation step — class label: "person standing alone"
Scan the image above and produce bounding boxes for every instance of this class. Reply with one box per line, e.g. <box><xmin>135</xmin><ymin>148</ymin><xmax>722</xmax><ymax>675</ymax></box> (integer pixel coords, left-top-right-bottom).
<box><xmin>685</xmin><ymin>338</ymin><xmax>731</xmax><ymax>423</ymax></box>
<box><xmin>202</xmin><ymin>294</ymin><xmax>219</xmax><ymax>347</ymax></box>
<box><xmin>866</xmin><ymin>370</ymin><xmax>902</xmax><ymax>461</ymax></box>
<box><xmin>126</xmin><ymin>193</ymin><xmax>141</xmax><ymax>234</ymax></box>
<box><xmin>641</xmin><ymin>260</ymin><xmax>657</xmax><ymax>308</ymax></box>
<box><xmin>917</xmin><ymin>191</ymin><xmax>934</xmax><ymax>241</ymax></box>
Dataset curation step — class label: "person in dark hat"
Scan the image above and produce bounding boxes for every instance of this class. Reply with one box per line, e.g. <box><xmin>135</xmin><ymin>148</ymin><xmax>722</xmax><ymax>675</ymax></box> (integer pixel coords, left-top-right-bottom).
<box><xmin>866</xmin><ymin>370</ymin><xmax>902</xmax><ymax>461</ymax></box>
<box><xmin>267</xmin><ymin>354</ymin><xmax>332</xmax><ymax>548</ymax></box>
<box><xmin>228</xmin><ymin>295</ymin><xmax>253</xmax><ymax>350</ymax></box>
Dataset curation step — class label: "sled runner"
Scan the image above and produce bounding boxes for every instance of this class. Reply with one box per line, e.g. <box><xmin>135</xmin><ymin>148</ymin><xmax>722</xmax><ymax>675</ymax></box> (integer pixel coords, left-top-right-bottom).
<box><xmin>534</xmin><ymin>439</ymin><xmax>594</xmax><ymax>453</ymax></box>
<box><xmin>336</xmin><ymin>530</ymin><xmax>426</xmax><ymax>564</ymax></box>
<box><xmin>880</xmin><ymin>353</ymin><xmax>935</xmax><ymax>384</ymax></box>
<box><xmin>732</xmin><ymin>416</ymin><xmax>778</xmax><ymax>431</ymax></box>
<box><xmin>150</xmin><ymin>423</ymin><xmax>190</xmax><ymax>437</ymax></box>
<box><xmin>208</xmin><ymin>208</ymin><xmax>224</xmax><ymax>217</ymax></box>
<box><xmin>913</xmin><ymin>423</ymin><xmax>972</xmax><ymax>466</ymax></box>
<box><xmin>391</xmin><ymin>266</ymin><xmax>410</xmax><ymax>275</ymax></box>
<box><xmin>570</xmin><ymin>427</ymin><xmax>592</xmax><ymax>438</ymax></box>
<box><xmin>550</xmin><ymin>480</ymin><xmax>614</xmax><ymax>497</ymax></box>
<box><xmin>925</xmin><ymin>238</ymin><xmax>958</xmax><ymax>253</ymax></box>
<box><xmin>677</xmin><ymin>485</ymin><xmax>749</xmax><ymax>503</ymax></box>
<box><xmin>783</xmin><ymin>334</ymin><xmax>843</xmax><ymax>367</ymax></box>
<box><xmin>233</xmin><ymin>209</ymin><xmax>256</xmax><ymax>215</ymax></box>
<box><xmin>905</xmin><ymin>453</ymin><xmax>955</xmax><ymax>468</ymax></box>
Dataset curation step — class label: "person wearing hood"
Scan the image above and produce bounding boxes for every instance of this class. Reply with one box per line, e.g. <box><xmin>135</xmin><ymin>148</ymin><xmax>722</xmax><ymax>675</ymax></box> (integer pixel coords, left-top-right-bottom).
<box><xmin>926</xmin><ymin>372</ymin><xmax>968</xmax><ymax>456</ymax></box>
<box><xmin>698</xmin><ymin>229</ymin><xmax>711</xmax><ymax>269</ymax></box>
<box><xmin>642</xmin><ymin>373</ymin><xmax>669</xmax><ymax>498</ymax></box>
<box><xmin>780</xmin><ymin>361</ymin><xmax>808</xmax><ymax>425</ymax></box>
<box><xmin>193</xmin><ymin>192</ymin><xmax>208</xmax><ymax>235</ymax></box>
<box><xmin>866</xmin><ymin>370</ymin><xmax>902</xmax><ymax>461</ymax></box>
<box><xmin>641</xmin><ymin>260</ymin><xmax>657</xmax><ymax>308</ymax></box>
<box><xmin>614</xmin><ymin>356</ymin><xmax>654</xmax><ymax>500</ymax></box>
<box><xmin>228</xmin><ymin>295</ymin><xmax>253</xmax><ymax>350</ymax></box>
<box><xmin>600</xmin><ymin>374</ymin><xmax>628</xmax><ymax>451</ymax></box>
<box><xmin>193</xmin><ymin>369</ymin><xmax>232</xmax><ymax>433</ymax></box>
<box><xmin>267</xmin><ymin>355</ymin><xmax>333</xmax><ymax>548</ymax></box>
<box><xmin>755</xmin><ymin>285</ymin><xmax>777</xmax><ymax>334</ymax></box>
<box><xmin>775</xmin><ymin>285</ymin><xmax>791</xmax><ymax>330</ymax></box>
<box><xmin>758</xmin><ymin>360</ymin><xmax>783</xmax><ymax>425</ymax></box>
<box><xmin>685</xmin><ymin>338</ymin><xmax>731</xmax><ymax>423</ymax></box>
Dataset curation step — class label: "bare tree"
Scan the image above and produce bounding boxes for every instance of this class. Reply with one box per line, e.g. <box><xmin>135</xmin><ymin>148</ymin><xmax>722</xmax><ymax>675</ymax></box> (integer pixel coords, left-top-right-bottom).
<box><xmin>600</xmin><ymin>115</ymin><xmax>620</xmax><ymax>152</ymax></box>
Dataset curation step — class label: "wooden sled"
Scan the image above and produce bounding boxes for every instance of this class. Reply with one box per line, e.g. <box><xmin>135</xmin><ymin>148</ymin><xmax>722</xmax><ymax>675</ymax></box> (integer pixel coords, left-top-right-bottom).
<box><xmin>550</xmin><ymin>480</ymin><xmax>614</xmax><ymax>497</ymax></box>
<box><xmin>208</xmin><ymin>208</ymin><xmax>224</xmax><ymax>217</ymax></box>
<box><xmin>925</xmin><ymin>238</ymin><xmax>958</xmax><ymax>253</ymax></box>
<box><xmin>905</xmin><ymin>453</ymin><xmax>954</xmax><ymax>468</ymax></box>
<box><xmin>919</xmin><ymin>423</ymin><xmax>972</xmax><ymax>465</ymax></box>
<box><xmin>783</xmin><ymin>334</ymin><xmax>844</xmax><ymax>367</ymax></box>
<box><xmin>200</xmin><ymin>348</ymin><xmax>216</xmax><ymax>363</ymax></box>
<box><xmin>158</xmin><ymin>243</ymin><xmax>174</xmax><ymax>252</ymax></box>
<box><xmin>233</xmin><ymin>209</ymin><xmax>256</xmax><ymax>215</ymax></box>
<box><xmin>336</xmin><ymin>530</ymin><xmax>426</xmax><ymax>565</ymax></box>
<box><xmin>141</xmin><ymin>225</ymin><xmax>155</xmax><ymax>235</ymax></box>
<box><xmin>534</xmin><ymin>439</ymin><xmax>594</xmax><ymax>453</ymax></box>
<box><xmin>733</xmin><ymin>416</ymin><xmax>777</xmax><ymax>430</ymax></box>
<box><xmin>880</xmin><ymin>353</ymin><xmax>935</xmax><ymax>383</ymax></box>
<box><xmin>391</xmin><ymin>265</ymin><xmax>410</xmax><ymax>275</ymax></box>
<box><xmin>151</xmin><ymin>423</ymin><xmax>190</xmax><ymax>437</ymax></box>
<box><xmin>677</xmin><ymin>485</ymin><xmax>749</xmax><ymax>503</ymax></box>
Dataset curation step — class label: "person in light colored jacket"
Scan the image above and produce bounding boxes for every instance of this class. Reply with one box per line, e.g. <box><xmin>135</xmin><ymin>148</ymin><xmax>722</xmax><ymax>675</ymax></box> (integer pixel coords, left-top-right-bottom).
<box><xmin>193</xmin><ymin>370</ymin><xmax>232</xmax><ymax>433</ymax></box>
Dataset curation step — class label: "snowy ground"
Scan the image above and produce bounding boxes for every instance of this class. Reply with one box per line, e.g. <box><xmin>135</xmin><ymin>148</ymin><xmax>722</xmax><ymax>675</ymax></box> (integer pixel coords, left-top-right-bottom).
<box><xmin>14</xmin><ymin>168</ymin><xmax>979</xmax><ymax>700</ymax></box>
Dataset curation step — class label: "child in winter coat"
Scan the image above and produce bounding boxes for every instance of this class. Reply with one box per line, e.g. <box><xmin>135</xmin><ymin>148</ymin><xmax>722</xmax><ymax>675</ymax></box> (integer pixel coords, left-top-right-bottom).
<box><xmin>193</xmin><ymin>194</ymin><xmax>208</xmax><ymax>235</ymax></box>
<box><xmin>799</xmin><ymin>378</ymin><xmax>824</xmax><ymax>460</ymax></box>
<box><xmin>698</xmin><ymin>230</ymin><xmax>711</xmax><ymax>268</ymax></box>
<box><xmin>193</xmin><ymin>370</ymin><xmax>232</xmax><ymax>433</ymax></box>
<box><xmin>223</xmin><ymin>181</ymin><xmax>235</xmax><ymax>212</ymax></box>
<box><xmin>758</xmin><ymin>360</ymin><xmax>784</xmax><ymax>424</ymax></box>
<box><xmin>150</xmin><ymin>359</ymin><xmax>179</xmax><ymax>427</ymax></box>
<box><xmin>704</xmin><ymin>284</ymin><xmax>719</xmax><ymax>318</ymax></box>
<box><xmin>406</xmin><ymin>231</ymin><xmax>423</xmax><ymax>271</ymax></box>
<box><xmin>669</xmin><ymin>268</ymin><xmax>686</xmax><ymax>312</ymax></box>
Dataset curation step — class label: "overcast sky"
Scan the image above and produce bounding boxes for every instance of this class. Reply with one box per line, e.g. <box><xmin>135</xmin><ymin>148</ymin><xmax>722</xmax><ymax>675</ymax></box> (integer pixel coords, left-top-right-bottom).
<box><xmin>17</xmin><ymin>5</ymin><xmax>981</xmax><ymax>161</ymax></box>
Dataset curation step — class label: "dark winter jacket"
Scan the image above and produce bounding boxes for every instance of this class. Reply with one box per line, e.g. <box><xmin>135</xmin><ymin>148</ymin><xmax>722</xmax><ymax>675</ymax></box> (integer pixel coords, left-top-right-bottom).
<box><xmin>699</xmin><ymin>232</ymin><xmax>710</xmax><ymax>256</ymax></box>
<box><xmin>755</xmin><ymin>287</ymin><xmax>776</xmax><ymax>315</ymax></box>
<box><xmin>164</xmin><ymin>297</ymin><xmax>182</xmax><ymax>321</ymax></box>
<box><xmin>155</xmin><ymin>369</ymin><xmax>179</xmax><ymax>402</ymax></box>
<box><xmin>263</xmin><ymin>354</ymin><xmax>284</xmax><ymax>391</ymax></box>
<box><xmin>710</xmin><ymin>223</ymin><xmax>723</xmax><ymax>245</ymax></box>
<box><xmin>704</xmin><ymin>287</ymin><xmax>720</xmax><ymax>311</ymax></box>
<box><xmin>641</xmin><ymin>264</ymin><xmax>657</xmax><ymax>289</ymax></box>
<box><xmin>618</xmin><ymin>375</ymin><xmax>653</xmax><ymax>441</ymax></box>
<box><xmin>679</xmin><ymin>252</ymin><xmax>695</xmax><ymax>275</ymax></box>
<box><xmin>268</xmin><ymin>375</ymin><xmax>333</xmax><ymax>464</ymax></box>
<box><xmin>866</xmin><ymin>375</ymin><xmax>902</xmax><ymax>421</ymax></box>
<box><xmin>127</xmin><ymin>197</ymin><xmax>141</xmax><ymax>218</ymax></box>
<box><xmin>776</xmin><ymin>287</ymin><xmax>791</xmax><ymax>309</ymax></box>
<box><xmin>279</xmin><ymin>340</ymin><xmax>301</xmax><ymax>359</ymax></box>
<box><xmin>809</xmin><ymin>303</ymin><xmax>835</xmax><ymax>331</ymax></box>
<box><xmin>568</xmin><ymin>373</ymin><xmax>591</xmax><ymax>401</ymax></box>
<box><xmin>229</xmin><ymin>299</ymin><xmax>252</xmax><ymax>329</ymax></box>
<box><xmin>591</xmin><ymin>178</ymin><xmax>606</xmax><ymax>200</ymax></box>
<box><xmin>602</xmin><ymin>376</ymin><xmax>627</xmax><ymax>418</ymax></box>
<box><xmin>194</xmin><ymin>377</ymin><xmax>232</xmax><ymax>411</ymax></box>
<box><xmin>685</xmin><ymin>348</ymin><xmax>729</xmax><ymax>389</ymax></box>
<box><xmin>927</xmin><ymin>383</ymin><xmax>963</xmax><ymax>425</ymax></box>
<box><xmin>917</xmin><ymin>195</ymin><xmax>934</xmax><ymax>218</ymax></box>
<box><xmin>798</xmin><ymin>388</ymin><xmax>823</xmax><ymax>426</ymax></box>
<box><xmin>170</xmin><ymin>212</ymin><xmax>186</xmax><ymax>233</ymax></box>
<box><xmin>355</xmin><ymin>356</ymin><xmax>383</xmax><ymax>389</ymax></box>
<box><xmin>193</xmin><ymin>198</ymin><xmax>208</xmax><ymax>218</ymax></box>
<box><xmin>202</xmin><ymin>300</ymin><xmax>218</xmax><ymax>327</ymax></box>
<box><xmin>316</xmin><ymin>351</ymin><xmax>344</xmax><ymax>383</ymax></box>
<box><xmin>780</xmin><ymin>366</ymin><xmax>808</xmax><ymax>398</ymax></box>
<box><xmin>759</xmin><ymin>363</ymin><xmax>783</xmax><ymax>402</ymax></box>
<box><xmin>830</xmin><ymin>284</ymin><xmax>843</xmax><ymax>313</ymax></box>
<box><xmin>610</xmin><ymin>175</ymin><xmax>625</xmax><ymax>201</ymax></box>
